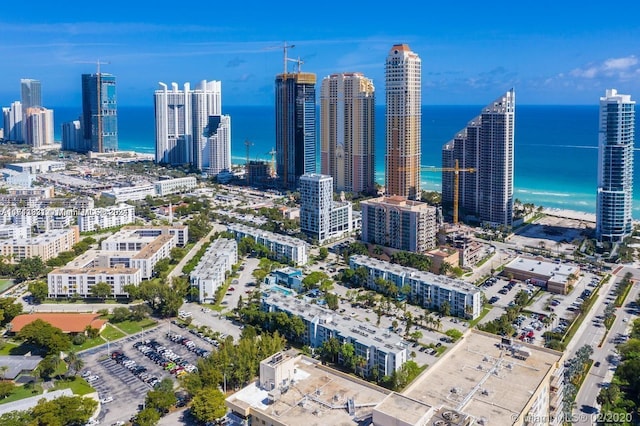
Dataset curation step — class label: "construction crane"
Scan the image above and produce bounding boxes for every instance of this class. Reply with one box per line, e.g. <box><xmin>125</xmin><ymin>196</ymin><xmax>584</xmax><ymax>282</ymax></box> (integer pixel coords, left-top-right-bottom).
<box><xmin>286</xmin><ymin>56</ymin><xmax>304</xmax><ymax>73</ymax></box>
<box><xmin>76</xmin><ymin>60</ymin><xmax>110</xmax><ymax>152</ymax></box>
<box><xmin>244</xmin><ymin>139</ymin><xmax>254</xmax><ymax>166</ymax></box>
<box><xmin>267</xmin><ymin>148</ymin><xmax>276</xmax><ymax>176</ymax></box>
<box><xmin>421</xmin><ymin>160</ymin><xmax>475</xmax><ymax>225</ymax></box>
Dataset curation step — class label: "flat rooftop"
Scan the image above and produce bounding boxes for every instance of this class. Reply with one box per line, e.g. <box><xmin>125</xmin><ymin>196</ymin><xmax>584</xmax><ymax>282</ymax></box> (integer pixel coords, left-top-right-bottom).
<box><xmin>227</xmin><ymin>355</ymin><xmax>390</xmax><ymax>426</ymax></box>
<box><xmin>0</xmin><ymin>355</ymin><xmax>43</xmax><ymax>380</ymax></box>
<box><xmin>505</xmin><ymin>256</ymin><xmax>579</xmax><ymax>282</ymax></box>
<box><xmin>373</xmin><ymin>392</ymin><xmax>434</xmax><ymax>424</ymax></box>
<box><xmin>403</xmin><ymin>330</ymin><xmax>562</xmax><ymax>425</ymax></box>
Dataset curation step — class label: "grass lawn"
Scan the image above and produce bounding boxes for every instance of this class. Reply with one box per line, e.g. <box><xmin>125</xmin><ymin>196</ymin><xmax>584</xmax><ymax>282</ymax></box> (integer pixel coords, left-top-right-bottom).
<box><xmin>101</xmin><ymin>324</ymin><xmax>126</xmax><ymax>341</ymax></box>
<box><xmin>468</xmin><ymin>306</ymin><xmax>492</xmax><ymax>329</ymax></box>
<box><xmin>114</xmin><ymin>318</ymin><xmax>157</xmax><ymax>334</ymax></box>
<box><xmin>53</xmin><ymin>377</ymin><xmax>94</xmax><ymax>395</ymax></box>
<box><xmin>0</xmin><ymin>383</ymin><xmax>43</xmax><ymax>405</ymax></box>
<box><xmin>72</xmin><ymin>335</ymin><xmax>106</xmax><ymax>352</ymax></box>
<box><xmin>0</xmin><ymin>342</ymin><xmax>20</xmax><ymax>355</ymax></box>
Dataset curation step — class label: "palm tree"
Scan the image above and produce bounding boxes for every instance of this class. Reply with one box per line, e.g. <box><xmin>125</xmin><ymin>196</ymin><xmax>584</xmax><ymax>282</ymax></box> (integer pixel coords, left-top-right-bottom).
<box><xmin>65</xmin><ymin>351</ymin><xmax>84</xmax><ymax>377</ymax></box>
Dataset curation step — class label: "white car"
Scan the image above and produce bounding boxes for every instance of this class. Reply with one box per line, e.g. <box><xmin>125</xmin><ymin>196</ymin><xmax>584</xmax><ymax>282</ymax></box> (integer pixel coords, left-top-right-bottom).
<box><xmin>101</xmin><ymin>396</ymin><xmax>114</xmax><ymax>404</ymax></box>
<box><xmin>80</xmin><ymin>370</ymin><xmax>91</xmax><ymax>378</ymax></box>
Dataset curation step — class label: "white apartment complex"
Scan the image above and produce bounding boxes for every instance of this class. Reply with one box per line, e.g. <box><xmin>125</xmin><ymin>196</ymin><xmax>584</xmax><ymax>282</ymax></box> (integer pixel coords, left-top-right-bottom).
<box><xmin>206</xmin><ymin>114</ymin><xmax>231</xmax><ymax>176</ymax></box>
<box><xmin>190</xmin><ymin>238</ymin><xmax>237</xmax><ymax>303</ymax></box>
<box><xmin>262</xmin><ymin>286</ymin><xmax>408</xmax><ymax>377</ymax></box>
<box><xmin>47</xmin><ymin>225</ymin><xmax>188</xmax><ymax>298</ymax></box>
<box><xmin>350</xmin><ymin>254</ymin><xmax>482</xmax><ymax>319</ymax></box>
<box><xmin>361</xmin><ymin>196</ymin><xmax>437</xmax><ymax>253</ymax></box>
<box><xmin>77</xmin><ymin>203</ymin><xmax>136</xmax><ymax>232</ymax></box>
<box><xmin>0</xmin><ymin>227</ymin><xmax>79</xmax><ymax>262</ymax></box>
<box><xmin>154</xmin><ymin>176</ymin><xmax>197</xmax><ymax>196</ymax></box>
<box><xmin>6</xmin><ymin>161</ymin><xmax>65</xmax><ymax>174</ymax></box>
<box><xmin>102</xmin><ymin>183</ymin><xmax>156</xmax><ymax>202</ymax></box>
<box><xmin>2</xmin><ymin>101</ymin><xmax>23</xmax><ymax>142</ymax></box>
<box><xmin>299</xmin><ymin>174</ymin><xmax>353</xmax><ymax>244</ymax></box>
<box><xmin>228</xmin><ymin>223</ymin><xmax>308</xmax><ymax>266</ymax></box>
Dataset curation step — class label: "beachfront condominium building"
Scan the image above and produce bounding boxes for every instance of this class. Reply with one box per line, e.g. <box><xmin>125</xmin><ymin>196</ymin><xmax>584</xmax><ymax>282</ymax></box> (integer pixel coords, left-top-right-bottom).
<box><xmin>206</xmin><ymin>114</ymin><xmax>231</xmax><ymax>176</ymax></box>
<box><xmin>360</xmin><ymin>195</ymin><xmax>437</xmax><ymax>253</ymax></box>
<box><xmin>597</xmin><ymin>89</ymin><xmax>635</xmax><ymax>243</ymax></box>
<box><xmin>24</xmin><ymin>107</ymin><xmax>53</xmax><ymax>148</ymax></box>
<box><xmin>192</xmin><ymin>80</ymin><xmax>223</xmax><ymax>172</ymax></box>
<box><xmin>350</xmin><ymin>254</ymin><xmax>482</xmax><ymax>319</ymax></box>
<box><xmin>385</xmin><ymin>44</ymin><xmax>421</xmax><ymax>200</ymax></box>
<box><xmin>2</xmin><ymin>101</ymin><xmax>23</xmax><ymax>143</ymax></box>
<box><xmin>21</xmin><ymin>79</ymin><xmax>42</xmax><ymax>109</ymax></box>
<box><xmin>154</xmin><ymin>81</ymin><xmax>230</xmax><ymax>174</ymax></box>
<box><xmin>275</xmin><ymin>69</ymin><xmax>317</xmax><ymax>189</ymax></box>
<box><xmin>320</xmin><ymin>73</ymin><xmax>375</xmax><ymax>194</ymax></box>
<box><xmin>300</xmin><ymin>174</ymin><xmax>353</xmax><ymax>244</ymax></box>
<box><xmin>442</xmin><ymin>90</ymin><xmax>515</xmax><ymax>227</ymax></box>
<box><xmin>82</xmin><ymin>73</ymin><xmax>118</xmax><ymax>152</ymax></box>
<box><xmin>62</xmin><ymin>119</ymin><xmax>83</xmax><ymax>151</ymax></box>
<box><xmin>154</xmin><ymin>82</ymin><xmax>193</xmax><ymax>166</ymax></box>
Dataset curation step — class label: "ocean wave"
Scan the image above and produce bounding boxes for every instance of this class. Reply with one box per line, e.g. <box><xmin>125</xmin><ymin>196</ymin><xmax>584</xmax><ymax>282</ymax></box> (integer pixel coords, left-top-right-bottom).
<box><xmin>516</xmin><ymin>189</ymin><xmax>571</xmax><ymax>197</ymax></box>
<box><xmin>519</xmin><ymin>144</ymin><xmax>597</xmax><ymax>150</ymax></box>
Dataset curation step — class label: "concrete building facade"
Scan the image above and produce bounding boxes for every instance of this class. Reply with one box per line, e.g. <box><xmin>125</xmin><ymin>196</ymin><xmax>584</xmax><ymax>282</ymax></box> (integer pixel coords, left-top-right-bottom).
<box><xmin>190</xmin><ymin>238</ymin><xmax>237</xmax><ymax>303</ymax></box>
<box><xmin>320</xmin><ymin>72</ymin><xmax>375</xmax><ymax>194</ymax></box>
<box><xmin>361</xmin><ymin>196</ymin><xmax>437</xmax><ymax>253</ymax></box>
<box><xmin>350</xmin><ymin>254</ymin><xmax>482</xmax><ymax>319</ymax></box>
<box><xmin>228</xmin><ymin>223</ymin><xmax>308</xmax><ymax>266</ymax></box>
<box><xmin>385</xmin><ymin>44</ymin><xmax>421</xmax><ymax>199</ymax></box>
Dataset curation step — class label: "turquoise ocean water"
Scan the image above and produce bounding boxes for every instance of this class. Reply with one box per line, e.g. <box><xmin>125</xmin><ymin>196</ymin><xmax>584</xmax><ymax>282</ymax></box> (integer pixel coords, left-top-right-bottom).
<box><xmin>53</xmin><ymin>105</ymin><xmax>640</xmax><ymax>217</ymax></box>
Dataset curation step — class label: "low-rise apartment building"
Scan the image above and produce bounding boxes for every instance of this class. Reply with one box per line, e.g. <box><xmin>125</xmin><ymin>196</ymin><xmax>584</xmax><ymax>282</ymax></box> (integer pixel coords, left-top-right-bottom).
<box><xmin>154</xmin><ymin>176</ymin><xmax>197</xmax><ymax>196</ymax></box>
<box><xmin>77</xmin><ymin>203</ymin><xmax>136</xmax><ymax>232</ymax></box>
<box><xmin>261</xmin><ymin>285</ymin><xmax>408</xmax><ymax>377</ymax></box>
<box><xmin>228</xmin><ymin>223</ymin><xmax>308</xmax><ymax>265</ymax></box>
<box><xmin>48</xmin><ymin>267</ymin><xmax>142</xmax><ymax>298</ymax></box>
<box><xmin>0</xmin><ymin>227</ymin><xmax>79</xmax><ymax>262</ymax></box>
<box><xmin>349</xmin><ymin>254</ymin><xmax>482</xmax><ymax>319</ymax></box>
<box><xmin>190</xmin><ymin>238</ymin><xmax>237</xmax><ymax>303</ymax></box>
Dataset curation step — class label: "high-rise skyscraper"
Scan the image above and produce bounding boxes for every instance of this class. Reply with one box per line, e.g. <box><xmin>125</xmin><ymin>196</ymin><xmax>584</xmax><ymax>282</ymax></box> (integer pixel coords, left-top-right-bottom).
<box><xmin>206</xmin><ymin>114</ymin><xmax>231</xmax><ymax>175</ymax></box>
<box><xmin>442</xmin><ymin>90</ymin><xmax>515</xmax><ymax>227</ymax></box>
<box><xmin>82</xmin><ymin>73</ymin><xmax>118</xmax><ymax>152</ymax></box>
<box><xmin>21</xmin><ymin>79</ymin><xmax>42</xmax><ymax>109</ymax></box>
<box><xmin>385</xmin><ymin>44</ymin><xmax>421</xmax><ymax>199</ymax></box>
<box><xmin>300</xmin><ymin>173</ymin><xmax>353</xmax><ymax>244</ymax></box>
<box><xmin>2</xmin><ymin>101</ymin><xmax>23</xmax><ymax>142</ymax></box>
<box><xmin>596</xmin><ymin>89</ymin><xmax>635</xmax><ymax>243</ymax></box>
<box><xmin>24</xmin><ymin>107</ymin><xmax>54</xmax><ymax>147</ymax></box>
<box><xmin>275</xmin><ymin>70</ymin><xmax>316</xmax><ymax>189</ymax></box>
<box><xmin>62</xmin><ymin>119</ymin><xmax>83</xmax><ymax>152</ymax></box>
<box><xmin>320</xmin><ymin>73</ymin><xmax>375</xmax><ymax>194</ymax></box>
<box><xmin>154</xmin><ymin>80</ymin><xmax>230</xmax><ymax>174</ymax></box>
<box><xmin>155</xmin><ymin>82</ymin><xmax>193</xmax><ymax>166</ymax></box>
<box><xmin>191</xmin><ymin>80</ymin><xmax>222</xmax><ymax>171</ymax></box>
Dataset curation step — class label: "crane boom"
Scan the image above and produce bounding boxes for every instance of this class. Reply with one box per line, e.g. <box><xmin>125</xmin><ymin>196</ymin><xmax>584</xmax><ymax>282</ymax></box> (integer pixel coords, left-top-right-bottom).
<box><xmin>420</xmin><ymin>160</ymin><xmax>475</xmax><ymax>225</ymax></box>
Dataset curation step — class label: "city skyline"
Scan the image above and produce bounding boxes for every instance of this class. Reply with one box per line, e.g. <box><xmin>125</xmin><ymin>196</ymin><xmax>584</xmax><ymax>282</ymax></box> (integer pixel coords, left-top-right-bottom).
<box><xmin>1</xmin><ymin>2</ymin><xmax>639</xmax><ymax>107</ymax></box>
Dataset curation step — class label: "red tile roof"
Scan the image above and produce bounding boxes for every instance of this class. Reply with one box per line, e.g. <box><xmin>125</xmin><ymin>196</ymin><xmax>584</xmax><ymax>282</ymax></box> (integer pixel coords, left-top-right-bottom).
<box><xmin>10</xmin><ymin>313</ymin><xmax>107</xmax><ymax>333</ymax></box>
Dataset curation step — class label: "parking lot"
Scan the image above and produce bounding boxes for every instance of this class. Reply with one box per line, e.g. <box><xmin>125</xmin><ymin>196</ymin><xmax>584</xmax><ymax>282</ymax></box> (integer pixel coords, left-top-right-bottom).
<box><xmin>79</xmin><ymin>323</ymin><xmax>212</xmax><ymax>425</ymax></box>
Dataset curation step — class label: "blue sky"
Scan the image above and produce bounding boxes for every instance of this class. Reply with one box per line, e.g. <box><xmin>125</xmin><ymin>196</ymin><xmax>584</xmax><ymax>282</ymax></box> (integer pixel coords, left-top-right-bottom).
<box><xmin>1</xmin><ymin>1</ymin><xmax>639</xmax><ymax>107</ymax></box>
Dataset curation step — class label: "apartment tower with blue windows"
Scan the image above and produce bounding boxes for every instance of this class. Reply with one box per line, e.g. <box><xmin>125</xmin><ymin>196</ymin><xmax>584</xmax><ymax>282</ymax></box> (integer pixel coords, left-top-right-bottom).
<box><xmin>596</xmin><ymin>89</ymin><xmax>635</xmax><ymax>243</ymax></box>
<box><xmin>81</xmin><ymin>73</ymin><xmax>118</xmax><ymax>152</ymax></box>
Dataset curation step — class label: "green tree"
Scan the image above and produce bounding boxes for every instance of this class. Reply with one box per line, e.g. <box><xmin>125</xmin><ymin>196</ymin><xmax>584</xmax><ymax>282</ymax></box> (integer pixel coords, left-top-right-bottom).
<box><xmin>445</xmin><ymin>328</ymin><xmax>464</xmax><ymax>342</ymax></box>
<box><xmin>439</xmin><ymin>301</ymin><xmax>451</xmax><ymax>317</ymax></box>
<box><xmin>64</xmin><ymin>351</ymin><xmax>84</xmax><ymax>376</ymax></box>
<box><xmin>0</xmin><ymin>297</ymin><xmax>23</xmax><ymax>326</ymax></box>
<box><xmin>317</xmin><ymin>247</ymin><xmax>329</xmax><ymax>260</ymax></box>
<box><xmin>38</xmin><ymin>354</ymin><xmax>62</xmax><ymax>380</ymax></box>
<box><xmin>90</xmin><ymin>282</ymin><xmax>112</xmax><ymax>300</ymax></box>
<box><xmin>0</xmin><ymin>381</ymin><xmax>15</xmax><ymax>398</ymax></box>
<box><xmin>28</xmin><ymin>280</ymin><xmax>49</xmax><ymax>303</ymax></box>
<box><xmin>129</xmin><ymin>304</ymin><xmax>151</xmax><ymax>321</ymax></box>
<box><xmin>18</xmin><ymin>319</ymin><xmax>71</xmax><ymax>355</ymax></box>
<box><xmin>0</xmin><ymin>411</ymin><xmax>31</xmax><ymax>426</ymax></box>
<box><xmin>325</xmin><ymin>292</ymin><xmax>339</xmax><ymax>311</ymax></box>
<box><xmin>15</xmin><ymin>256</ymin><xmax>48</xmax><ymax>281</ymax></box>
<box><xmin>30</xmin><ymin>395</ymin><xmax>98</xmax><ymax>426</ymax></box>
<box><xmin>111</xmin><ymin>307</ymin><xmax>131</xmax><ymax>323</ymax></box>
<box><xmin>133</xmin><ymin>407</ymin><xmax>161</xmax><ymax>426</ymax></box>
<box><xmin>145</xmin><ymin>378</ymin><xmax>176</xmax><ymax>413</ymax></box>
<box><xmin>190</xmin><ymin>388</ymin><xmax>227</xmax><ymax>423</ymax></box>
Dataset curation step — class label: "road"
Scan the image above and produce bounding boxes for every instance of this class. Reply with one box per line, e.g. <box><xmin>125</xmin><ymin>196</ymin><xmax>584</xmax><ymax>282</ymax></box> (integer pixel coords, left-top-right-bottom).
<box><xmin>572</xmin><ymin>266</ymin><xmax>640</xmax><ymax>424</ymax></box>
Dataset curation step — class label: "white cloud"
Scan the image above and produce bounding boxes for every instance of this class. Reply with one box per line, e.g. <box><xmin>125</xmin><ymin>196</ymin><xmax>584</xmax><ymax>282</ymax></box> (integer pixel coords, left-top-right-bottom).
<box><xmin>569</xmin><ymin>55</ymin><xmax>639</xmax><ymax>80</ymax></box>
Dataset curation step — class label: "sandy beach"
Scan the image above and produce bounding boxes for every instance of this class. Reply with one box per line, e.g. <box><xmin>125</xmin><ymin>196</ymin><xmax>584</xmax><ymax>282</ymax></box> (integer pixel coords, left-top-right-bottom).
<box><xmin>542</xmin><ymin>207</ymin><xmax>597</xmax><ymax>223</ymax></box>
